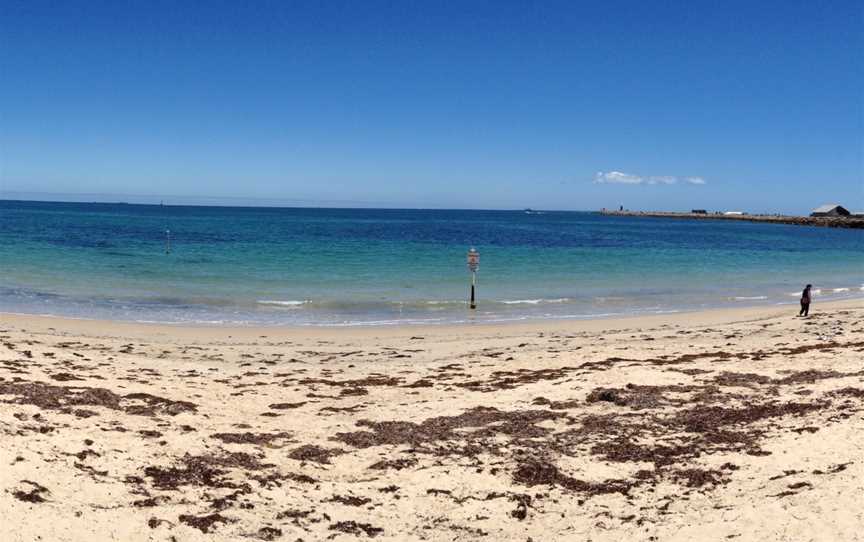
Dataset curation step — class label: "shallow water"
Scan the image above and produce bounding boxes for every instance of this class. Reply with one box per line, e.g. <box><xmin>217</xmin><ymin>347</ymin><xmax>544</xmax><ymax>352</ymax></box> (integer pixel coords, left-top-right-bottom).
<box><xmin>1</xmin><ymin>200</ymin><xmax>861</xmax><ymax>325</ymax></box>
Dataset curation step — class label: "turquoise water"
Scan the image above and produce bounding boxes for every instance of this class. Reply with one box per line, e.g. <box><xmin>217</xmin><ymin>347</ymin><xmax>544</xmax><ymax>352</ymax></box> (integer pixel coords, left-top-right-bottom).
<box><xmin>1</xmin><ymin>200</ymin><xmax>861</xmax><ymax>326</ymax></box>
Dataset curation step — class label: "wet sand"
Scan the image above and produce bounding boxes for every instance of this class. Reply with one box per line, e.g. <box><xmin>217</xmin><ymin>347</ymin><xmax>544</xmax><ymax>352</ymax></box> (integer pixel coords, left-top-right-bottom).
<box><xmin>1</xmin><ymin>300</ymin><xmax>863</xmax><ymax>541</ymax></box>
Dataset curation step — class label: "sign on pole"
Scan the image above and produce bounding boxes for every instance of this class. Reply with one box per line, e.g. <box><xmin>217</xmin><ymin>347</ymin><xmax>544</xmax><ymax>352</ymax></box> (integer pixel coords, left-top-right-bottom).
<box><xmin>467</xmin><ymin>248</ymin><xmax>479</xmax><ymax>309</ymax></box>
<box><xmin>467</xmin><ymin>248</ymin><xmax>479</xmax><ymax>272</ymax></box>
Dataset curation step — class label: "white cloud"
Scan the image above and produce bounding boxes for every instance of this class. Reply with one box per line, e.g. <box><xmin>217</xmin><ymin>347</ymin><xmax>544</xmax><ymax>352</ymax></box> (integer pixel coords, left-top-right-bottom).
<box><xmin>647</xmin><ymin>176</ymin><xmax>676</xmax><ymax>185</ymax></box>
<box><xmin>593</xmin><ymin>171</ymin><xmax>707</xmax><ymax>186</ymax></box>
<box><xmin>593</xmin><ymin>171</ymin><xmax>643</xmax><ymax>184</ymax></box>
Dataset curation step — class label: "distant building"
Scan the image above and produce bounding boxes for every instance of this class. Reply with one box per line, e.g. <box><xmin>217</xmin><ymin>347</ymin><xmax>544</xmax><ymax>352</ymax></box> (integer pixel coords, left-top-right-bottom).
<box><xmin>724</xmin><ymin>211</ymin><xmax>744</xmax><ymax>216</ymax></box>
<box><xmin>691</xmin><ymin>209</ymin><xmax>707</xmax><ymax>214</ymax></box>
<box><xmin>810</xmin><ymin>204</ymin><xmax>850</xmax><ymax>217</ymax></box>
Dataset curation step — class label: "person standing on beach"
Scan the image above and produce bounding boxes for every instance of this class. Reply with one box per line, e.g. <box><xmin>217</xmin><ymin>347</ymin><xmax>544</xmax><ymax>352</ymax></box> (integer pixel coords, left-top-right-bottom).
<box><xmin>799</xmin><ymin>284</ymin><xmax>812</xmax><ymax>317</ymax></box>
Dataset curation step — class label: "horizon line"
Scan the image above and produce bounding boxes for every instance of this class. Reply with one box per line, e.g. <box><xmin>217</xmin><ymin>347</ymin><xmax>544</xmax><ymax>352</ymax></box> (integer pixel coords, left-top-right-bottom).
<box><xmin>0</xmin><ymin>193</ymin><xmax>591</xmax><ymax>213</ymax></box>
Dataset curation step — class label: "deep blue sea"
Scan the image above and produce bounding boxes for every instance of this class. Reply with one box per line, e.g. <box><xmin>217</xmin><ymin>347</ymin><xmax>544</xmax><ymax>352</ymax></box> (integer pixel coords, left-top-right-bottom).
<box><xmin>1</xmin><ymin>200</ymin><xmax>861</xmax><ymax>326</ymax></box>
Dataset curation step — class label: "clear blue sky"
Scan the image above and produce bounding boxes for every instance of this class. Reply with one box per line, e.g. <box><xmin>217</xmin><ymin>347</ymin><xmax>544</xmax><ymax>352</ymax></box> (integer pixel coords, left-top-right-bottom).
<box><xmin>1</xmin><ymin>0</ymin><xmax>862</xmax><ymax>213</ymax></box>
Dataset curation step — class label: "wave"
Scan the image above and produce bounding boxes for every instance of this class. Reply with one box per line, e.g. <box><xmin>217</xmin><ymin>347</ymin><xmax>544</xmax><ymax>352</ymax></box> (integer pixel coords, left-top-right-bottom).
<box><xmin>4</xmin><ymin>279</ymin><xmax>863</xmax><ymax>328</ymax></box>
<box><xmin>501</xmin><ymin>298</ymin><xmax>571</xmax><ymax>305</ymax></box>
<box><xmin>255</xmin><ymin>297</ymin><xmax>579</xmax><ymax>310</ymax></box>
<box><xmin>257</xmin><ymin>299</ymin><xmax>308</xmax><ymax>307</ymax></box>
<box><xmin>785</xmin><ymin>286</ymin><xmax>864</xmax><ymax>297</ymax></box>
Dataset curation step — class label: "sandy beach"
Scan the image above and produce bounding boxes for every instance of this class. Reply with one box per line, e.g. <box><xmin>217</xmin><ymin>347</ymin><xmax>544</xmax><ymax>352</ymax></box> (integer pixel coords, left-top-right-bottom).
<box><xmin>2</xmin><ymin>300</ymin><xmax>863</xmax><ymax>541</ymax></box>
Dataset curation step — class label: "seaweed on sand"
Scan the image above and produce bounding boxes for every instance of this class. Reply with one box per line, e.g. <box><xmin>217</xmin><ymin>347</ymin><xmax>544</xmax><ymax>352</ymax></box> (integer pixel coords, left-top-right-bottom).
<box><xmin>288</xmin><ymin>444</ymin><xmax>345</xmax><ymax>464</ymax></box>
<box><xmin>12</xmin><ymin>480</ymin><xmax>50</xmax><ymax>503</ymax></box>
<box><xmin>210</xmin><ymin>431</ymin><xmax>293</xmax><ymax>446</ymax></box>
<box><xmin>144</xmin><ymin>452</ymin><xmax>269</xmax><ymax>490</ymax></box>
<box><xmin>0</xmin><ymin>379</ymin><xmax>196</xmax><ymax>416</ymax></box>
<box><xmin>333</xmin><ymin>407</ymin><xmax>565</xmax><ymax>449</ymax></box>
<box><xmin>512</xmin><ymin>459</ymin><xmax>635</xmax><ymax>495</ymax></box>
<box><xmin>178</xmin><ymin>513</ymin><xmax>232</xmax><ymax>533</ymax></box>
<box><xmin>329</xmin><ymin>521</ymin><xmax>384</xmax><ymax>538</ymax></box>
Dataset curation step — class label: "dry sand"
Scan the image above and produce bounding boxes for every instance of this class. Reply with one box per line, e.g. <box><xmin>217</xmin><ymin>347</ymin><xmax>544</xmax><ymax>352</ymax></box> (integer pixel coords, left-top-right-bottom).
<box><xmin>1</xmin><ymin>300</ymin><xmax>863</xmax><ymax>541</ymax></box>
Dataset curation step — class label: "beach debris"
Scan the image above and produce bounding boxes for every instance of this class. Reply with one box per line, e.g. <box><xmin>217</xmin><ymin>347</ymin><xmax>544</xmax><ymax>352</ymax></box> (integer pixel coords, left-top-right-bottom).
<box><xmin>334</xmin><ymin>406</ymin><xmax>564</xmax><ymax>449</ymax></box>
<box><xmin>178</xmin><ymin>513</ymin><xmax>232</xmax><ymax>533</ymax></box>
<box><xmin>256</xmin><ymin>526</ymin><xmax>283</xmax><ymax>540</ymax></box>
<box><xmin>288</xmin><ymin>444</ymin><xmax>345</xmax><ymax>464</ymax></box>
<box><xmin>210</xmin><ymin>431</ymin><xmax>293</xmax><ymax>446</ymax></box>
<box><xmin>368</xmin><ymin>457</ymin><xmax>417</xmax><ymax>470</ymax></box>
<box><xmin>0</xmin><ymin>379</ymin><xmax>196</xmax><ymax>416</ymax></box>
<box><xmin>456</xmin><ymin>366</ymin><xmax>580</xmax><ymax>392</ymax></box>
<box><xmin>513</xmin><ymin>459</ymin><xmax>634</xmax><ymax>495</ymax></box>
<box><xmin>268</xmin><ymin>401</ymin><xmax>307</xmax><ymax>409</ymax></box>
<box><xmin>11</xmin><ymin>480</ymin><xmax>50</xmax><ymax>503</ymax></box>
<box><xmin>144</xmin><ymin>452</ymin><xmax>270</xmax><ymax>490</ymax></box>
<box><xmin>328</xmin><ymin>521</ymin><xmax>383</xmax><ymax>538</ymax></box>
<box><xmin>327</xmin><ymin>494</ymin><xmax>372</xmax><ymax>506</ymax></box>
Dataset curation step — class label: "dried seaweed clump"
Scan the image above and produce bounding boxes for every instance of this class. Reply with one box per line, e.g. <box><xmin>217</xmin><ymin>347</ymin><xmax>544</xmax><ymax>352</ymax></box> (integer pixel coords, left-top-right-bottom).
<box><xmin>0</xmin><ymin>380</ymin><xmax>121</xmax><ymax>410</ymax></box>
<box><xmin>586</xmin><ymin>383</ymin><xmax>700</xmax><ymax>410</ymax></box>
<box><xmin>368</xmin><ymin>457</ymin><xmax>417</xmax><ymax>470</ymax></box>
<box><xmin>327</xmin><ymin>494</ymin><xmax>372</xmax><ymax>506</ymax></box>
<box><xmin>178</xmin><ymin>513</ymin><xmax>232</xmax><ymax>533</ymax></box>
<box><xmin>334</xmin><ymin>406</ymin><xmax>564</xmax><ymax>450</ymax></box>
<box><xmin>456</xmin><ymin>366</ymin><xmax>579</xmax><ymax>392</ymax></box>
<box><xmin>288</xmin><ymin>444</ymin><xmax>345</xmax><ymax>464</ymax></box>
<box><xmin>829</xmin><ymin>387</ymin><xmax>864</xmax><ymax>399</ymax></box>
<box><xmin>0</xmin><ymin>379</ymin><xmax>196</xmax><ymax>417</ymax></box>
<box><xmin>298</xmin><ymin>375</ymin><xmax>402</xmax><ymax>388</ymax></box>
<box><xmin>329</xmin><ymin>521</ymin><xmax>384</xmax><ymax>538</ymax></box>
<box><xmin>268</xmin><ymin>402</ymin><xmax>307</xmax><ymax>410</ymax></box>
<box><xmin>257</xmin><ymin>526</ymin><xmax>283</xmax><ymax>540</ymax></box>
<box><xmin>710</xmin><ymin>372</ymin><xmax>773</xmax><ymax>388</ymax></box>
<box><xmin>513</xmin><ymin>459</ymin><xmax>634</xmax><ymax>495</ymax></box>
<box><xmin>211</xmin><ymin>431</ymin><xmax>293</xmax><ymax>446</ymax></box>
<box><xmin>678</xmin><ymin>401</ymin><xmax>826</xmax><ymax>433</ymax></box>
<box><xmin>122</xmin><ymin>392</ymin><xmax>198</xmax><ymax>416</ymax></box>
<box><xmin>144</xmin><ymin>452</ymin><xmax>270</xmax><ymax>490</ymax></box>
<box><xmin>12</xmin><ymin>480</ymin><xmax>50</xmax><ymax>503</ymax></box>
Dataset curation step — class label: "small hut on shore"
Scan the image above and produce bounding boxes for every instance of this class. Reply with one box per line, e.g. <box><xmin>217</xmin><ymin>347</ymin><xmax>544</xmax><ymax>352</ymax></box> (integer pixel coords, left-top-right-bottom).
<box><xmin>810</xmin><ymin>204</ymin><xmax>850</xmax><ymax>217</ymax></box>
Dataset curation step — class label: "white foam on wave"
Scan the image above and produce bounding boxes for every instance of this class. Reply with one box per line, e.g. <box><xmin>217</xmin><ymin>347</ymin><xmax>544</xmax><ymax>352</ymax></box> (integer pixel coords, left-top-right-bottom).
<box><xmin>784</xmin><ymin>285</ymin><xmax>864</xmax><ymax>297</ymax></box>
<box><xmin>257</xmin><ymin>300</ymin><xmax>308</xmax><ymax>307</ymax></box>
<box><xmin>501</xmin><ymin>298</ymin><xmax>571</xmax><ymax>305</ymax></box>
<box><xmin>732</xmin><ymin>296</ymin><xmax>768</xmax><ymax>301</ymax></box>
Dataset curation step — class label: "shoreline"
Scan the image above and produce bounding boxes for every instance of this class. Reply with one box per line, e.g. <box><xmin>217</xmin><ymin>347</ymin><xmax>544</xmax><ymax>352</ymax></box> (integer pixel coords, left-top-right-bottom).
<box><xmin>3</xmin><ymin>287</ymin><xmax>863</xmax><ymax>330</ymax></box>
<box><xmin>3</xmin><ymin>298</ymin><xmax>861</xmax><ymax>341</ymax></box>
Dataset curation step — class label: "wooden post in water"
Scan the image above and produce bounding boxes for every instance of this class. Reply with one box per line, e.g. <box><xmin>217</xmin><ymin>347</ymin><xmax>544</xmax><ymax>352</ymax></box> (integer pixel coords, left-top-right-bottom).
<box><xmin>467</xmin><ymin>247</ymin><xmax>479</xmax><ymax>309</ymax></box>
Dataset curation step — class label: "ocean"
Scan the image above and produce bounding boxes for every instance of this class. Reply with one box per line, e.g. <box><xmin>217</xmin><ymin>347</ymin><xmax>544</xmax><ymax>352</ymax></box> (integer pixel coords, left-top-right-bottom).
<box><xmin>1</xmin><ymin>200</ymin><xmax>861</xmax><ymax>326</ymax></box>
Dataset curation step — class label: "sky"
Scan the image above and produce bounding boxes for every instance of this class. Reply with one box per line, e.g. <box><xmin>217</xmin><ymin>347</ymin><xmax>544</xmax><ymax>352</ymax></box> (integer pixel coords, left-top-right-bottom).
<box><xmin>1</xmin><ymin>0</ymin><xmax>862</xmax><ymax>213</ymax></box>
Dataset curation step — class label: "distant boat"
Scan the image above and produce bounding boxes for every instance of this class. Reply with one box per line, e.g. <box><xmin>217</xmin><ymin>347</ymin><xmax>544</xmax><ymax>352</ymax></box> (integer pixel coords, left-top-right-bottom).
<box><xmin>524</xmin><ymin>208</ymin><xmax>544</xmax><ymax>215</ymax></box>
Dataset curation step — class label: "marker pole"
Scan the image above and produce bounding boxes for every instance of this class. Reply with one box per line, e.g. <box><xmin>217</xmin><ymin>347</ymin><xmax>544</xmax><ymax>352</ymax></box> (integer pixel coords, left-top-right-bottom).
<box><xmin>467</xmin><ymin>247</ymin><xmax>479</xmax><ymax>310</ymax></box>
<box><xmin>470</xmin><ymin>270</ymin><xmax>476</xmax><ymax>310</ymax></box>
